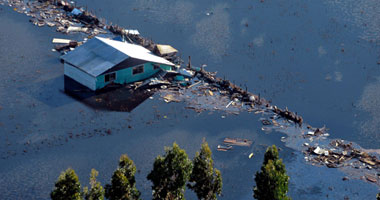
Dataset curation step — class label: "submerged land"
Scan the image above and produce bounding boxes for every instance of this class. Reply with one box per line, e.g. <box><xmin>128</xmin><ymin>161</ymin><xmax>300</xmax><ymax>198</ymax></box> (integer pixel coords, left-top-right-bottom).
<box><xmin>0</xmin><ymin>0</ymin><xmax>379</xmax><ymax>199</ymax></box>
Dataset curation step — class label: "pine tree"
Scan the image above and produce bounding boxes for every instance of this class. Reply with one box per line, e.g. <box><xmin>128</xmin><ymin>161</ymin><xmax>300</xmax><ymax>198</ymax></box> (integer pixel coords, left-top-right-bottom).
<box><xmin>188</xmin><ymin>141</ymin><xmax>222</xmax><ymax>200</ymax></box>
<box><xmin>253</xmin><ymin>145</ymin><xmax>291</xmax><ymax>200</ymax></box>
<box><xmin>83</xmin><ymin>169</ymin><xmax>105</xmax><ymax>200</ymax></box>
<box><xmin>51</xmin><ymin>168</ymin><xmax>82</xmax><ymax>200</ymax></box>
<box><xmin>105</xmin><ymin>154</ymin><xmax>141</xmax><ymax>200</ymax></box>
<box><xmin>147</xmin><ymin>142</ymin><xmax>193</xmax><ymax>200</ymax></box>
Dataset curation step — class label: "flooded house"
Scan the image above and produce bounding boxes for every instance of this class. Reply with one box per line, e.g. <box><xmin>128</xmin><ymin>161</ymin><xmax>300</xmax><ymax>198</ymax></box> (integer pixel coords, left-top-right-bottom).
<box><xmin>61</xmin><ymin>36</ymin><xmax>176</xmax><ymax>91</ymax></box>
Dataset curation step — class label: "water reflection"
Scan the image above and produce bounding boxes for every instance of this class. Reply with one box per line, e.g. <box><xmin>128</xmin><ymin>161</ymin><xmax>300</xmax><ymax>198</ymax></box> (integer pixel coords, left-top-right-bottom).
<box><xmin>324</xmin><ymin>0</ymin><xmax>380</xmax><ymax>42</ymax></box>
<box><xmin>357</xmin><ymin>77</ymin><xmax>380</xmax><ymax>141</ymax></box>
<box><xmin>132</xmin><ymin>0</ymin><xmax>194</xmax><ymax>25</ymax></box>
<box><xmin>191</xmin><ymin>3</ymin><xmax>231</xmax><ymax>59</ymax></box>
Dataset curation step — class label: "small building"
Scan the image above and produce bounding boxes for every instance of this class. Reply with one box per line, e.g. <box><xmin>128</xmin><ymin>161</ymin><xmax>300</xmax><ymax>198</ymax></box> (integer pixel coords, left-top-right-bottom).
<box><xmin>61</xmin><ymin>36</ymin><xmax>175</xmax><ymax>91</ymax></box>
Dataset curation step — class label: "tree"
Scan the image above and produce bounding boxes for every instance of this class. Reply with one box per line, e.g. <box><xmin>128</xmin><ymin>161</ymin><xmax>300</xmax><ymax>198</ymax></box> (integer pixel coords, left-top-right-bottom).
<box><xmin>83</xmin><ymin>169</ymin><xmax>105</xmax><ymax>200</ymax></box>
<box><xmin>51</xmin><ymin>168</ymin><xmax>82</xmax><ymax>200</ymax></box>
<box><xmin>147</xmin><ymin>142</ymin><xmax>193</xmax><ymax>200</ymax></box>
<box><xmin>188</xmin><ymin>141</ymin><xmax>222</xmax><ymax>200</ymax></box>
<box><xmin>253</xmin><ymin>145</ymin><xmax>291</xmax><ymax>200</ymax></box>
<box><xmin>105</xmin><ymin>154</ymin><xmax>141</xmax><ymax>200</ymax></box>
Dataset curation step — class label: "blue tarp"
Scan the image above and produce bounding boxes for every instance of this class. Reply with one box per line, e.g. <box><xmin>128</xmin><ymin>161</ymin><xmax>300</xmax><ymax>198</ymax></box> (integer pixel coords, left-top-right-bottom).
<box><xmin>71</xmin><ymin>8</ymin><xmax>82</xmax><ymax>16</ymax></box>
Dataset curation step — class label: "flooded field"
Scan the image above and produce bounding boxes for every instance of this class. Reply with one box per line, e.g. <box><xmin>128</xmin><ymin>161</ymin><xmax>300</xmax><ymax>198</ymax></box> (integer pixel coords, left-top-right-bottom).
<box><xmin>0</xmin><ymin>0</ymin><xmax>379</xmax><ymax>199</ymax></box>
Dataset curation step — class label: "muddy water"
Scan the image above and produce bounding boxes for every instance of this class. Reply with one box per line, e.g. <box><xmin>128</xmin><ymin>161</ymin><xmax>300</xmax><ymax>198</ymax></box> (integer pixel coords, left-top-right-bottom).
<box><xmin>0</xmin><ymin>0</ymin><xmax>379</xmax><ymax>199</ymax></box>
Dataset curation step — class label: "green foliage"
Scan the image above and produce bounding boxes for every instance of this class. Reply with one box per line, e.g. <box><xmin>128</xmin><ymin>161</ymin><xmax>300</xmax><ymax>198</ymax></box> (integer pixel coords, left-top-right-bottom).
<box><xmin>83</xmin><ymin>169</ymin><xmax>105</xmax><ymax>200</ymax></box>
<box><xmin>51</xmin><ymin>168</ymin><xmax>82</xmax><ymax>200</ymax></box>
<box><xmin>253</xmin><ymin>145</ymin><xmax>291</xmax><ymax>200</ymax></box>
<box><xmin>188</xmin><ymin>141</ymin><xmax>222</xmax><ymax>200</ymax></box>
<box><xmin>105</xmin><ymin>154</ymin><xmax>141</xmax><ymax>200</ymax></box>
<box><xmin>147</xmin><ymin>142</ymin><xmax>193</xmax><ymax>200</ymax></box>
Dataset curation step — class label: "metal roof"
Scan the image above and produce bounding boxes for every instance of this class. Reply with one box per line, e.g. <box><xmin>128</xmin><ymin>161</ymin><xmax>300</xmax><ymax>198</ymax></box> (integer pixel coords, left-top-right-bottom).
<box><xmin>96</xmin><ymin>37</ymin><xmax>175</xmax><ymax>66</ymax></box>
<box><xmin>61</xmin><ymin>37</ymin><xmax>175</xmax><ymax>77</ymax></box>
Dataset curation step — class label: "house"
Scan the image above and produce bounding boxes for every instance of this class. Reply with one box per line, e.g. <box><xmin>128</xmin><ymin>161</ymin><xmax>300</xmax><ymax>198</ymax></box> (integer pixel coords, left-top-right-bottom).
<box><xmin>61</xmin><ymin>36</ymin><xmax>176</xmax><ymax>91</ymax></box>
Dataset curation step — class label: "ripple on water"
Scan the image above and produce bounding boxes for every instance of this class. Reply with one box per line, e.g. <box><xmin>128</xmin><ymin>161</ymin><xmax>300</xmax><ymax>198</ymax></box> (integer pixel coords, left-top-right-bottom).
<box><xmin>191</xmin><ymin>3</ymin><xmax>231</xmax><ymax>60</ymax></box>
<box><xmin>324</xmin><ymin>0</ymin><xmax>380</xmax><ymax>42</ymax></box>
<box><xmin>357</xmin><ymin>77</ymin><xmax>380</xmax><ymax>143</ymax></box>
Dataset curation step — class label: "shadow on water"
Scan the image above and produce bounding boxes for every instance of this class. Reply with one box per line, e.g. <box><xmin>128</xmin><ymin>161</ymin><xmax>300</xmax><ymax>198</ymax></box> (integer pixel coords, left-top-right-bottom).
<box><xmin>64</xmin><ymin>75</ymin><xmax>153</xmax><ymax>112</ymax></box>
<box><xmin>17</xmin><ymin>75</ymin><xmax>76</xmax><ymax>107</ymax></box>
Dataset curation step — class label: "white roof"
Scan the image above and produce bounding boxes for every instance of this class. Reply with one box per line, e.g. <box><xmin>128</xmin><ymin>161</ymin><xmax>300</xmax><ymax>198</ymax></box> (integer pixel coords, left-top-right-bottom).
<box><xmin>96</xmin><ymin>37</ymin><xmax>174</xmax><ymax>67</ymax></box>
<box><xmin>61</xmin><ymin>37</ymin><xmax>174</xmax><ymax>77</ymax></box>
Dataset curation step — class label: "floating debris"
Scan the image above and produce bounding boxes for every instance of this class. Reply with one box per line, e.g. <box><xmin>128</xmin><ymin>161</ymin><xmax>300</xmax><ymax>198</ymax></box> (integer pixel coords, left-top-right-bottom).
<box><xmin>163</xmin><ymin>94</ymin><xmax>180</xmax><ymax>103</ymax></box>
<box><xmin>52</xmin><ymin>38</ymin><xmax>72</xmax><ymax>44</ymax></box>
<box><xmin>249</xmin><ymin>152</ymin><xmax>254</xmax><ymax>159</ymax></box>
<box><xmin>304</xmin><ymin>139</ymin><xmax>380</xmax><ymax>175</ymax></box>
<box><xmin>3</xmin><ymin>0</ymin><xmax>379</xmax><ymax>188</ymax></box>
<box><xmin>217</xmin><ymin>145</ymin><xmax>232</xmax><ymax>151</ymax></box>
<box><xmin>223</xmin><ymin>138</ymin><xmax>252</xmax><ymax>146</ymax></box>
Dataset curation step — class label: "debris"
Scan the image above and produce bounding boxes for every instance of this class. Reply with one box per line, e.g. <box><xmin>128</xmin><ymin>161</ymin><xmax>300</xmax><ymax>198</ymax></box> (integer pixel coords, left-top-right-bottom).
<box><xmin>307</xmin><ymin>131</ymin><xmax>314</xmax><ymax>136</ymax></box>
<box><xmin>313</xmin><ymin>146</ymin><xmax>329</xmax><ymax>156</ymax></box>
<box><xmin>249</xmin><ymin>153</ymin><xmax>254</xmax><ymax>159</ymax></box>
<box><xmin>7</xmin><ymin>0</ymin><xmax>379</xmax><ymax>182</ymax></box>
<box><xmin>187</xmin><ymin>81</ymin><xmax>201</xmax><ymax>89</ymax></box>
<box><xmin>261</xmin><ymin>119</ymin><xmax>271</xmax><ymax>125</ymax></box>
<box><xmin>71</xmin><ymin>8</ymin><xmax>82</xmax><ymax>16</ymax></box>
<box><xmin>217</xmin><ymin>145</ymin><xmax>232</xmax><ymax>151</ymax></box>
<box><xmin>67</xmin><ymin>26</ymin><xmax>88</xmax><ymax>33</ymax></box>
<box><xmin>365</xmin><ymin>174</ymin><xmax>378</xmax><ymax>183</ymax></box>
<box><xmin>223</xmin><ymin>138</ymin><xmax>252</xmax><ymax>146</ymax></box>
<box><xmin>272</xmin><ymin>106</ymin><xmax>303</xmax><ymax>126</ymax></box>
<box><xmin>179</xmin><ymin>68</ymin><xmax>195</xmax><ymax>77</ymax></box>
<box><xmin>54</xmin><ymin>41</ymin><xmax>80</xmax><ymax>52</ymax></box>
<box><xmin>225</xmin><ymin>101</ymin><xmax>233</xmax><ymax>108</ymax></box>
<box><xmin>52</xmin><ymin>38</ymin><xmax>72</xmax><ymax>44</ymax></box>
<box><xmin>360</xmin><ymin>157</ymin><xmax>376</xmax><ymax>166</ymax></box>
<box><xmin>155</xmin><ymin>44</ymin><xmax>178</xmax><ymax>56</ymax></box>
<box><xmin>205</xmin><ymin>90</ymin><xmax>213</xmax><ymax>96</ymax></box>
<box><xmin>163</xmin><ymin>94</ymin><xmax>180</xmax><ymax>103</ymax></box>
<box><xmin>140</xmin><ymin>77</ymin><xmax>170</xmax><ymax>88</ymax></box>
<box><xmin>125</xmin><ymin>29</ymin><xmax>140</xmax><ymax>35</ymax></box>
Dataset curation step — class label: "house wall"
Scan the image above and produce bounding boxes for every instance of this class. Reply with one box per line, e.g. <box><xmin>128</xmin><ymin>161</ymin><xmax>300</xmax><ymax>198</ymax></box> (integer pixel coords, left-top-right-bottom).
<box><xmin>64</xmin><ymin>63</ymin><xmax>97</xmax><ymax>91</ymax></box>
<box><xmin>95</xmin><ymin>63</ymin><xmax>173</xmax><ymax>89</ymax></box>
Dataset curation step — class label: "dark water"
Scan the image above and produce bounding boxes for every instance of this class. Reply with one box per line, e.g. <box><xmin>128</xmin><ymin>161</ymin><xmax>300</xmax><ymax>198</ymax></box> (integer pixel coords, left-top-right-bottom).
<box><xmin>0</xmin><ymin>0</ymin><xmax>379</xmax><ymax>199</ymax></box>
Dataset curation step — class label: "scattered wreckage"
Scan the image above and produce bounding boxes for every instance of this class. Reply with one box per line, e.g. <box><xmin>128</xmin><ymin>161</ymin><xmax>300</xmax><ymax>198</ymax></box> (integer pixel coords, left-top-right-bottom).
<box><xmin>2</xmin><ymin>0</ymin><xmax>379</xmax><ymax>186</ymax></box>
<box><xmin>217</xmin><ymin>138</ymin><xmax>252</xmax><ymax>151</ymax></box>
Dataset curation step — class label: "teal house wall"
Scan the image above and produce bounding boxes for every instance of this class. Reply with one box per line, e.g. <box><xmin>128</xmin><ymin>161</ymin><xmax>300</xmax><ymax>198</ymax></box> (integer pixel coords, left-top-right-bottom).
<box><xmin>95</xmin><ymin>63</ymin><xmax>173</xmax><ymax>90</ymax></box>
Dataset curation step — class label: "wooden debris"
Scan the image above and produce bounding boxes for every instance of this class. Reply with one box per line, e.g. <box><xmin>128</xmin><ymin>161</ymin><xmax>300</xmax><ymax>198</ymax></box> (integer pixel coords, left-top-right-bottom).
<box><xmin>223</xmin><ymin>138</ymin><xmax>252</xmax><ymax>146</ymax></box>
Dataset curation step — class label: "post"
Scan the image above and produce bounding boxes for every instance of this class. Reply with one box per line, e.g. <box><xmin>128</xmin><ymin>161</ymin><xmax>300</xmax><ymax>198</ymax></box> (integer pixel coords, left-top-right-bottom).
<box><xmin>187</xmin><ymin>56</ymin><xmax>191</xmax><ymax>69</ymax></box>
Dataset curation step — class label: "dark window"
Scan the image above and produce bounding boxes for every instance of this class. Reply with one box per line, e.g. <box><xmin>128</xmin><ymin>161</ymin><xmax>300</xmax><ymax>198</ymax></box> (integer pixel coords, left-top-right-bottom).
<box><xmin>153</xmin><ymin>64</ymin><xmax>160</xmax><ymax>70</ymax></box>
<box><xmin>105</xmin><ymin>73</ymin><xmax>116</xmax><ymax>82</ymax></box>
<box><xmin>132</xmin><ymin>65</ymin><xmax>144</xmax><ymax>75</ymax></box>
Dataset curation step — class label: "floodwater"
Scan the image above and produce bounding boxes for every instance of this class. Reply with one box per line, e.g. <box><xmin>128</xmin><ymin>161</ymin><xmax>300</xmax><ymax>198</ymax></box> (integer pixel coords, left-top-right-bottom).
<box><xmin>0</xmin><ymin>0</ymin><xmax>379</xmax><ymax>199</ymax></box>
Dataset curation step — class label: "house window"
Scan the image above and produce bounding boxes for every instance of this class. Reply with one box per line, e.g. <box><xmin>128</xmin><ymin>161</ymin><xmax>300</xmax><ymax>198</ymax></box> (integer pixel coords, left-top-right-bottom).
<box><xmin>153</xmin><ymin>64</ymin><xmax>160</xmax><ymax>70</ymax></box>
<box><xmin>132</xmin><ymin>65</ymin><xmax>144</xmax><ymax>75</ymax></box>
<box><xmin>105</xmin><ymin>72</ymin><xmax>116</xmax><ymax>82</ymax></box>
